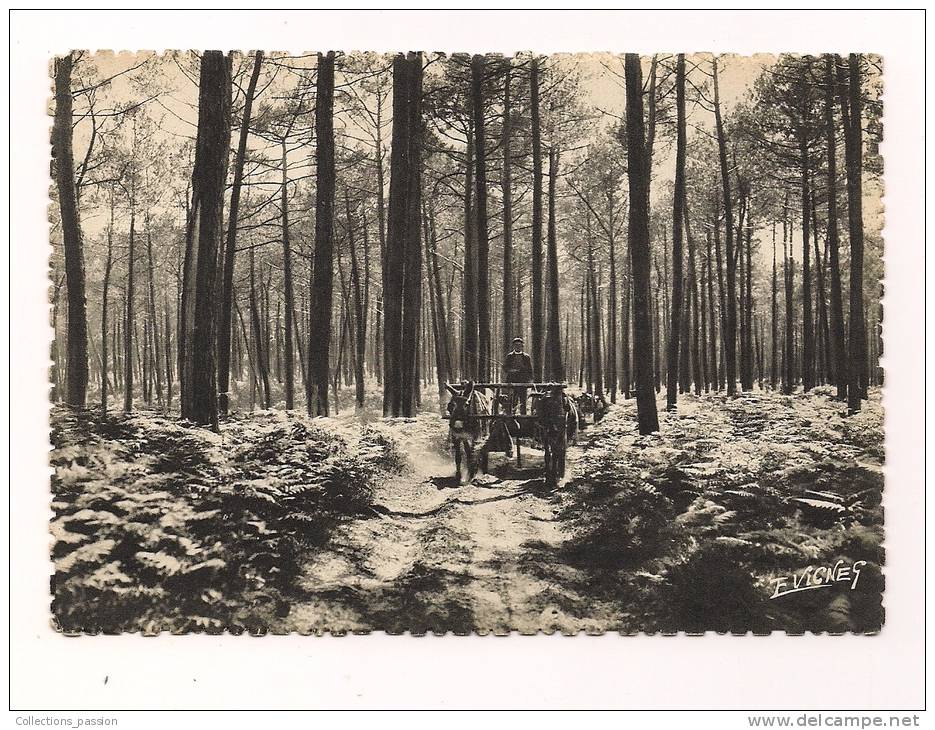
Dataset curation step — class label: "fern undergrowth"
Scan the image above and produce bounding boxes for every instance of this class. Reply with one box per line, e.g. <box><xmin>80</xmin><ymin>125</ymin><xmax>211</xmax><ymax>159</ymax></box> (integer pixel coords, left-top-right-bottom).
<box><xmin>50</xmin><ymin>407</ymin><xmax>403</xmax><ymax>634</ymax></box>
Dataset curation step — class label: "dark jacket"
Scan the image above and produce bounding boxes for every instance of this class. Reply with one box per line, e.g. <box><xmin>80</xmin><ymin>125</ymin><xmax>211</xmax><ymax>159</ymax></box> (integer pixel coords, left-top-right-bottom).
<box><xmin>504</xmin><ymin>351</ymin><xmax>533</xmax><ymax>383</ymax></box>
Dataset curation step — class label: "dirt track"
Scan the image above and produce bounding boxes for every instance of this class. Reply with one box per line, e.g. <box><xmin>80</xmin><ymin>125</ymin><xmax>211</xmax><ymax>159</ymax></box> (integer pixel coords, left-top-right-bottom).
<box><xmin>282</xmin><ymin>426</ymin><xmax>604</xmax><ymax>635</ymax></box>
<box><xmin>273</xmin><ymin>387</ymin><xmax>887</xmax><ymax>635</ymax></box>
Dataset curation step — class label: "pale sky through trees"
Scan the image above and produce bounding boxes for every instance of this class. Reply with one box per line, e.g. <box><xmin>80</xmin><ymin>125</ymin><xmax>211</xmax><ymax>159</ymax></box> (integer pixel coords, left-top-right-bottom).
<box><xmin>57</xmin><ymin>50</ymin><xmax>883</xmax><ymax>311</ymax></box>
<box><xmin>66</xmin><ymin>52</ymin><xmax>882</xmax><ymax>284</ymax></box>
<box><xmin>66</xmin><ymin>52</ymin><xmax>782</xmax><ymax>232</ymax></box>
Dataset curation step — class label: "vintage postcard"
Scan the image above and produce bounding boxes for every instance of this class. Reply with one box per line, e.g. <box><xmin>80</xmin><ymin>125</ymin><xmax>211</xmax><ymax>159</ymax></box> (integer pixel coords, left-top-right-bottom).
<box><xmin>47</xmin><ymin>49</ymin><xmax>885</xmax><ymax>637</ymax></box>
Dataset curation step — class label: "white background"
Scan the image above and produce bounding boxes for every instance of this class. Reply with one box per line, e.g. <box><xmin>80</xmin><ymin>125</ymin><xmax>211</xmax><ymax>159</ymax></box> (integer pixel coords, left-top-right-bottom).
<box><xmin>7</xmin><ymin>8</ymin><xmax>927</xmax><ymax>713</ymax></box>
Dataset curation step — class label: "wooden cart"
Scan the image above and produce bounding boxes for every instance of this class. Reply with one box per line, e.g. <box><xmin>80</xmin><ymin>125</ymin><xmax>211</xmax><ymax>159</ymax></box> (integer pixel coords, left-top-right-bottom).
<box><xmin>443</xmin><ymin>381</ymin><xmax>570</xmax><ymax>487</ymax></box>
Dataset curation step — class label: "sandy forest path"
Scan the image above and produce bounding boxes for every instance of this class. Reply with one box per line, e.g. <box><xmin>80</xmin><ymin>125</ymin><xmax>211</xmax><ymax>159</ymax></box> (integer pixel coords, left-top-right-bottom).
<box><xmin>283</xmin><ymin>421</ymin><xmax>596</xmax><ymax>634</ymax></box>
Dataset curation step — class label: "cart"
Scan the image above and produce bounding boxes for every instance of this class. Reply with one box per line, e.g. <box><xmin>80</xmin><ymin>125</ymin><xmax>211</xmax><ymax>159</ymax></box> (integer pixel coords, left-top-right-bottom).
<box><xmin>443</xmin><ymin>381</ymin><xmax>570</xmax><ymax>487</ymax></box>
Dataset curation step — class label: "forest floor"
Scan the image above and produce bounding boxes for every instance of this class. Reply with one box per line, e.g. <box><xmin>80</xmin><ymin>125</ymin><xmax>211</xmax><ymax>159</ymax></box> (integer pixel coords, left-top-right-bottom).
<box><xmin>50</xmin><ymin>385</ymin><xmax>884</xmax><ymax>635</ymax></box>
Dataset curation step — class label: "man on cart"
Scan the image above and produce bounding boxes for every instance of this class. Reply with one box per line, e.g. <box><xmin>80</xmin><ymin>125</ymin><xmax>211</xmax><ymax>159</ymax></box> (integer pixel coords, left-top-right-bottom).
<box><xmin>503</xmin><ymin>336</ymin><xmax>534</xmax><ymax>414</ymax></box>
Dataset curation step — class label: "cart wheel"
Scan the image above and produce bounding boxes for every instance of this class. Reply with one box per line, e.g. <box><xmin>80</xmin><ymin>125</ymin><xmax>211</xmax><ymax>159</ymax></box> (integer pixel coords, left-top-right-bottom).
<box><xmin>544</xmin><ymin>442</ymin><xmax>558</xmax><ymax>488</ymax></box>
<box><xmin>455</xmin><ymin>441</ymin><xmax>471</xmax><ymax>485</ymax></box>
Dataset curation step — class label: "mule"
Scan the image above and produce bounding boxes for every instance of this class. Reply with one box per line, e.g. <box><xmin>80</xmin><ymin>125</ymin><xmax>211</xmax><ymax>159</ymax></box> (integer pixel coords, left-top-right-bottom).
<box><xmin>533</xmin><ymin>386</ymin><xmax>579</xmax><ymax>487</ymax></box>
<box><xmin>575</xmin><ymin>392</ymin><xmax>609</xmax><ymax>427</ymax></box>
<box><xmin>446</xmin><ymin>381</ymin><xmax>491</xmax><ymax>485</ymax></box>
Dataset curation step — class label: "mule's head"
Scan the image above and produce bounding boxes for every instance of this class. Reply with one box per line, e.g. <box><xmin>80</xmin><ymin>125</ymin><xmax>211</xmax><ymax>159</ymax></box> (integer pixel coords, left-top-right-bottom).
<box><xmin>446</xmin><ymin>381</ymin><xmax>476</xmax><ymax>434</ymax></box>
<box><xmin>534</xmin><ymin>386</ymin><xmax>565</xmax><ymax>425</ymax></box>
<box><xmin>575</xmin><ymin>393</ymin><xmax>596</xmax><ymax>415</ymax></box>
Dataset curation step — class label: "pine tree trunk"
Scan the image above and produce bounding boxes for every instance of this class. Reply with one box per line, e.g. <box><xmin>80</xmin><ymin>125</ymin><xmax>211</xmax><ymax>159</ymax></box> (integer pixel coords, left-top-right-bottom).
<box><xmin>249</xmin><ymin>248</ymin><xmax>271</xmax><ymax>408</ymax></box>
<box><xmin>51</xmin><ymin>284</ymin><xmax>62</xmax><ymax>402</ymax></box>
<box><xmin>275</xmin><ymin>295</ymin><xmax>282</xmax><ymax>386</ymax></box>
<box><xmin>544</xmin><ymin>145</ymin><xmax>564</xmax><ymax>381</ymax></box>
<box><xmin>375</xmin><ymin>291</ymin><xmax>383</xmax><ymax>385</ymax></box>
<box><xmin>679</xmin><ymin>266</ymin><xmax>691</xmax><ymax>395</ymax></box>
<box><xmin>501</xmin><ymin>62</ymin><xmax>514</xmax><ymax>360</ymax></box>
<box><xmin>578</xmin><ymin>284</ymin><xmax>586</xmax><ymax>388</ymax></box>
<box><xmin>334</xmin><ymin>299</ymin><xmax>348</xmax><ymax>415</ymax></box>
<box><xmin>622</xmin><ymin>254</ymin><xmax>632</xmax><ymax>398</ymax></box>
<box><xmin>607</xmin><ymin>194</ymin><xmax>619</xmax><ymax>403</ymax></box>
<box><xmin>399</xmin><ymin>54</ymin><xmax>424</xmax><ymax>415</ymax></box>
<box><xmin>705</xmin><ymin>229</ymin><xmax>719</xmax><ymax>391</ymax></box>
<box><xmin>799</xmin><ymin>103</ymin><xmax>815</xmax><ymax>391</ymax></box>
<box><xmin>584</xmin><ymin>277</ymin><xmax>593</xmax><ymax>392</ymax></box>
<box><xmin>142</xmin><ymin>319</ymin><xmax>150</xmax><ymax>404</ymax></box>
<box><xmin>699</xmin><ymin>239</ymin><xmax>709</xmax><ymax>393</ymax></box>
<box><xmin>426</xmin><ymin>199</ymin><xmax>453</xmax><ymax>382</ymax></box>
<box><xmin>53</xmin><ymin>52</ymin><xmax>89</xmax><ymax>408</ymax></box>
<box><xmin>117</xmin><ymin>316</ymin><xmax>125</xmax><ymax>391</ymax></box>
<box><xmin>653</xmin><ymin>265</ymin><xmax>661</xmax><ymax>392</ymax></box>
<box><xmin>712</xmin><ymin>190</ymin><xmax>726</xmax><ymax>391</ymax></box>
<box><xmin>687</xmin><ymin>206</ymin><xmax>702</xmax><ymax>395</ymax></box>
<box><xmin>661</xmin><ymin>230</ymin><xmax>670</xmax><ymax>388</ymax></box>
<box><xmin>825</xmin><ymin>54</ymin><xmax>848</xmax><ymax>401</ymax></box>
<box><xmin>471</xmin><ymin>55</ymin><xmax>491</xmax><ymax>383</ymax></box>
<box><xmin>113</xmin><ymin>315</ymin><xmax>121</xmax><ymax>392</ymax></box>
<box><xmin>279</xmin><ymin>138</ymin><xmax>296</xmax><ymax>409</ymax></box>
<box><xmin>179</xmin><ymin>50</ymin><xmax>231</xmax><ymax>429</ymax></box>
<box><xmin>770</xmin><ymin>223</ymin><xmax>779</xmax><ymax>389</ymax></box>
<box><xmin>346</xmin><ymin>188</ymin><xmax>366</xmax><ymax>410</ymax></box>
<box><xmin>783</xmin><ymin>201</ymin><xmax>796</xmax><ymax>394</ymax></box>
<box><xmin>218</xmin><ymin>50</ymin><xmax>262</xmax><ymax>415</ymax></box>
<box><xmin>263</xmin><ymin>266</ymin><xmax>273</xmax><ymax>391</ymax></box>
<box><xmin>515</xmin><ymin>255</ymin><xmax>525</xmax><ymax>348</ymax></box>
<box><xmin>736</xmin><ymin>195</ymin><xmax>747</xmax><ymax>389</ymax></box>
<box><xmin>668</xmin><ymin>54</ymin><xmax>687</xmax><ymax>410</ymax></box>
<box><xmin>713</xmin><ymin>57</ymin><xmax>737</xmax><ymax>396</ymax></box>
<box><xmin>101</xmin><ymin>188</ymin><xmax>115</xmax><ymax>412</ymax></box>
<box><xmin>424</xmin><ymin>205</ymin><xmax>448</xmax><ymax>412</ymax></box>
<box><xmin>234</xmin><ymin>301</ymin><xmax>257</xmax><ymax>408</ymax></box>
<box><xmin>530</xmin><ymin>57</ymin><xmax>544</xmax><ymax>382</ymax></box>
<box><xmin>87</xmin><ymin>326</ymin><xmax>102</xmax><ymax>397</ymax></box>
<box><xmin>461</xmin><ymin>118</ymin><xmax>478</xmax><ymax>380</ymax></box>
<box><xmin>755</xmin><ymin>315</ymin><xmax>764</xmax><ymax>389</ymax></box>
<box><xmin>145</xmin><ymin>223</ymin><xmax>164</xmax><ymax>407</ymax></box>
<box><xmin>812</xmin><ymin>192</ymin><xmax>832</xmax><ymax>386</ymax></box>
<box><xmin>292</xmin><ymin>293</ymin><xmax>308</xmax><ymax>396</ymax></box>
<box><xmin>383</xmin><ymin>53</ymin><xmax>423</xmax><ymax>417</ymax></box>
<box><xmin>375</xmin><ymin>91</ymin><xmax>388</xmax><ymax>273</ymax></box>
<box><xmin>645</xmin><ymin>55</ymin><xmax>658</xmax><ymax>169</ymax></box>
<box><xmin>124</xmin><ymin>211</ymin><xmax>135</xmax><ymax>413</ymax></box>
<box><xmin>624</xmin><ymin>53</ymin><xmax>659</xmax><ymax>435</ymax></box>
<box><xmin>308</xmin><ymin>52</ymin><xmax>336</xmax><ymax>415</ymax></box>
<box><xmin>337</xmin><ymin>259</ymin><xmax>352</xmax><ymax>392</ymax></box>
<box><xmin>361</xmin><ymin>209</ymin><xmax>372</xmax><ymax>375</ymax></box>
<box><xmin>838</xmin><ymin>54</ymin><xmax>866</xmax><ymax>413</ymax></box>
<box><xmin>133</xmin><ymin>320</ymin><xmax>142</xmax><ymax>389</ymax></box>
<box><xmin>742</xmin><ymin>197</ymin><xmax>756</xmax><ymax>391</ymax></box>
<box><xmin>565</xmin><ymin>310</ymin><xmax>573</xmax><ymax>387</ymax></box>
<box><xmin>586</xmin><ymin>213</ymin><xmax>604</xmax><ymax>395</ymax></box>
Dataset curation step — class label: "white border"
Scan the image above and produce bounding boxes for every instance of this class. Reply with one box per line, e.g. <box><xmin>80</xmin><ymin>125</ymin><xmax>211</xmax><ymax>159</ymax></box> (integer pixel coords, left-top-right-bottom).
<box><xmin>8</xmin><ymin>9</ymin><xmax>926</xmax><ymax>711</ymax></box>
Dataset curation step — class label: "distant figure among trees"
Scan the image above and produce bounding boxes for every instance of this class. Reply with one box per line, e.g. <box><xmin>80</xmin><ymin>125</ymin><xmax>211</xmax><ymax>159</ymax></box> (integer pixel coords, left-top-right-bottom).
<box><xmin>504</xmin><ymin>336</ymin><xmax>533</xmax><ymax>413</ymax></box>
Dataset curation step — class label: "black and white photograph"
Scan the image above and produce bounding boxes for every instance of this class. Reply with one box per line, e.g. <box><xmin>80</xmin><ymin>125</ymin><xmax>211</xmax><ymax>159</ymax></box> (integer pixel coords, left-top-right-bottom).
<box><xmin>48</xmin><ymin>47</ymin><xmax>886</xmax><ymax>636</ymax></box>
<box><xmin>9</xmin><ymin>7</ymin><xmax>927</xmax><ymax>716</ymax></box>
